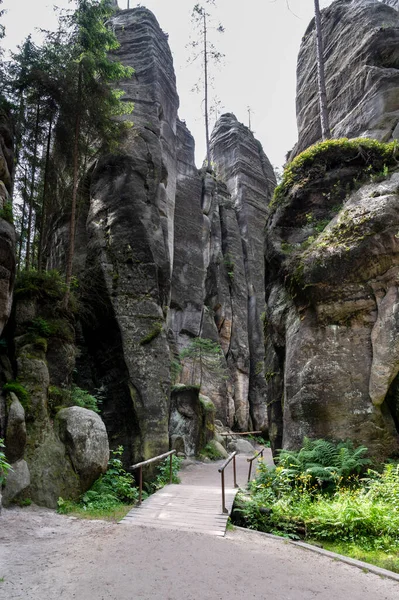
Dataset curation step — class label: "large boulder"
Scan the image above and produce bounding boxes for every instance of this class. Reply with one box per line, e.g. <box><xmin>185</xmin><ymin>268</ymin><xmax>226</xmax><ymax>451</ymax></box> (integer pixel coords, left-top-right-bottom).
<box><xmin>56</xmin><ymin>407</ymin><xmax>109</xmax><ymax>489</ymax></box>
<box><xmin>169</xmin><ymin>386</ymin><xmax>215</xmax><ymax>456</ymax></box>
<box><xmin>2</xmin><ymin>459</ymin><xmax>30</xmax><ymax>507</ymax></box>
<box><xmin>5</xmin><ymin>392</ymin><xmax>26</xmax><ymax>463</ymax></box>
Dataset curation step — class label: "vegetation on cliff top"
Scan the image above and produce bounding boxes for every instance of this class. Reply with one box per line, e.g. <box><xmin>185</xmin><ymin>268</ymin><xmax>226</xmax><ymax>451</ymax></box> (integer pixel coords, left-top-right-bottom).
<box><xmin>271</xmin><ymin>138</ymin><xmax>399</xmax><ymax>209</ymax></box>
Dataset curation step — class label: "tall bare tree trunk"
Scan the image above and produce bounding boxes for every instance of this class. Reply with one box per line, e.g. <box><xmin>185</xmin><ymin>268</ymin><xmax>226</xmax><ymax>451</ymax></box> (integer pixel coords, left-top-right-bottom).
<box><xmin>203</xmin><ymin>11</ymin><xmax>211</xmax><ymax>171</ymax></box>
<box><xmin>314</xmin><ymin>0</ymin><xmax>331</xmax><ymax>140</ymax></box>
<box><xmin>37</xmin><ymin>112</ymin><xmax>53</xmax><ymax>272</ymax></box>
<box><xmin>17</xmin><ymin>167</ymin><xmax>28</xmax><ymax>272</ymax></box>
<box><xmin>25</xmin><ymin>98</ymin><xmax>41</xmax><ymax>270</ymax></box>
<box><xmin>64</xmin><ymin>64</ymin><xmax>82</xmax><ymax>308</ymax></box>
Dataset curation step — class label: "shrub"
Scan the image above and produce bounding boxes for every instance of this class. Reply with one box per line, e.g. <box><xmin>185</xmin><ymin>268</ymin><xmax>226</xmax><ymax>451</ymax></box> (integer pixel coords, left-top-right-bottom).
<box><xmin>0</xmin><ymin>439</ymin><xmax>12</xmax><ymax>486</ymax></box>
<box><xmin>58</xmin><ymin>446</ymin><xmax>138</xmax><ymax>516</ymax></box>
<box><xmin>15</xmin><ymin>269</ymin><xmax>67</xmax><ymax>300</ymax></box>
<box><xmin>275</xmin><ymin>437</ymin><xmax>369</xmax><ymax>491</ymax></box>
<box><xmin>3</xmin><ymin>381</ymin><xmax>30</xmax><ymax>407</ymax></box>
<box><xmin>234</xmin><ymin>439</ymin><xmax>399</xmax><ymax>553</ymax></box>
<box><xmin>70</xmin><ymin>385</ymin><xmax>101</xmax><ymax>413</ymax></box>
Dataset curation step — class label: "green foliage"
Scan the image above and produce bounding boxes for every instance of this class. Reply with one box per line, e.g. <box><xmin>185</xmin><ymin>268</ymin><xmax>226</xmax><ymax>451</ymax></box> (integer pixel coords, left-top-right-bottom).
<box><xmin>320</xmin><ymin>541</ymin><xmax>399</xmax><ymax>574</ymax></box>
<box><xmin>0</xmin><ymin>202</ymin><xmax>13</xmax><ymax>224</ymax></box>
<box><xmin>3</xmin><ymin>381</ymin><xmax>30</xmax><ymax>407</ymax></box>
<box><xmin>27</xmin><ymin>317</ymin><xmax>74</xmax><ymax>343</ymax></box>
<box><xmin>199</xmin><ymin>442</ymin><xmax>224</xmax><ymax>461</ymax></box>
<box><xmin>48</xmin><ymin>384</ymin><xmax>102</xmax><ymax>415</ymax></box>
<box><xmin>28</xmin><ymin>317</ymin><xmax>52</xmax><ymax>337</ymax></box>
<box><xmin>0</xmin><ymin>438</ymin><xmax>12</xmax><ymax>486</ymax></box>
<box><xmin>154</xmin><ymin>455</ymin><xmax>182</xmax><ymax>488</ymax></box>
<box><xmin>139</xmin><ymin>322</ymin><xmax>163</xmax><ymax>345</ymax></box>
<box><xmin>179</xmin><ymin>337</ymin><xmax>226</xmax><ymax>386</ymax></box>
<box><xmin>58</xmin><ymin>446</ymin><xmax>138</xmax><ymax>518</ymax></box>
<box><xmin>70</xmin><ymin>385</ymin><xmax>101</xmax><ymax>413</ymax></box>
<box><xmin>170</xmin><ymin>358</ymin><xmax>182</xmax><ymax>384</ymax></box>
<box><xmin>234</xmin><ymin>440</ymin><xmax>399</xmax><ymax>556</ymax></box>
<box><xmin>276</xmin><ymin>437</ymin><xmax>369</xmax><ymax>490</ymax></box>
<box><xmin>223</xmin><ymin>252</ymin><xmax>235</xmax><ymax>282</ymax></box>
<box><xmin>271</xmin><ymin>138</ymin><xmax>399</xmax><ymax>210</ymax></box>
<box><xmin>15</xmin><ymin>270</ymin><xmax>67</xmax><ymax>301</ymax></box>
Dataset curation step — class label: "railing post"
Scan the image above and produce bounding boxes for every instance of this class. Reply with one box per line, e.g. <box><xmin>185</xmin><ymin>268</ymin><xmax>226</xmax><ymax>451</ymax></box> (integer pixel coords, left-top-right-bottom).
<box><xmin>221</xmin><ymin>469</ymin><xmax>227</xmax><ymax>513</ymax></box>
<box><xmin>233</xmin><ymin>454</ymin><xmax>238</xmax><ymax>488</ymax></box>
<box><xmin>169</xmin><ymin>452</ymin><xmax>173</xmax><ymax>485</ymax></box>
<box><xmin>139</xmin><ymin>465</ymin><xmax>143</xmax><ymax>505</ymax></box>
<box><xmin>248</xmin><ymin>460</ymin><xmax>252</xmax><ymax>483</ymax></box>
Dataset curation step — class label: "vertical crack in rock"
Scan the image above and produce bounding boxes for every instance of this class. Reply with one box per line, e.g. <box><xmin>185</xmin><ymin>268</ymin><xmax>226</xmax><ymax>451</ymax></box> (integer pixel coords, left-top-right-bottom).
<box><xmin>210</xmin><ymin>113</ymin><xmax>276</xmax><ymax>431</ymax></box>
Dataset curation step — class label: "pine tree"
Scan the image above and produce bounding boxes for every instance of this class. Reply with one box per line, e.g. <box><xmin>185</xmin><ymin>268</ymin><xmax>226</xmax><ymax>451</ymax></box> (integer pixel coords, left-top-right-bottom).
<box><xmin>55</xmin><ymin>0</ymin><xmax>134</xmax><ymax>306</ymax></box>
<box><xmin>180</xmin><ymin>338</ymin><xmax>226</xmax><ymax>387</ymax></box>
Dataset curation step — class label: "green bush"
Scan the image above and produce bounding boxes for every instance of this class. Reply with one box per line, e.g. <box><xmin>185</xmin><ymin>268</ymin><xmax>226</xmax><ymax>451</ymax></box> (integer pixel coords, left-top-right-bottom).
<box><xmin>199</xmin><ymin>442</ymin><xmax>224</xmax><ymax>461</ymax></box>
<box><xmin>234</xmin><ymin>439</ymin><xmax>399</xmax><ymax>554</ymax></box>
<box><xmin>0</xmin><ymin>439</ymin><xmax>12</xmax><ymax>486</ymax></box>
<box><xmin>276</xmin><ymin>437</ymin><xmax>369</xmax><ymax>491</ymax></box>
<box><xmin>58</xmin><ymin>446</ymin><xmax>138</xmax><ymax>516</ymax></box>
<box><xmin>15</xmin><ymin>269</ymin><xmax>67</xmax><ymax>300</ymax></box>
<box><xmin>3</xmin><ymin>381</ymin><xmax>30</xmax><ymax>407</ymax></box>
<box><xmin>70</xmin><ymin>385</ymin><xmax>101</xmax><ymax>413</ymax></box>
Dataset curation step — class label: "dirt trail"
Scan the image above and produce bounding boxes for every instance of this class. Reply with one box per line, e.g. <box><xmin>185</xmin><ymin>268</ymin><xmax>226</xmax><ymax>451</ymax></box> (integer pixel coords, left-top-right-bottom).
<box><xmin>1</xmin><ymin>502</ymin><xmax>398</xmax><ymax>600</ymax></box>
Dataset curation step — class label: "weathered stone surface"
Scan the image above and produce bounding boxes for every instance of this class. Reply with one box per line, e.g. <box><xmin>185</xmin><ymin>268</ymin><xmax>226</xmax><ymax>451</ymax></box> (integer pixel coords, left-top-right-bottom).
<box><xmin>265</xmin><ymin>165</ymin><xmax>399</xmax><ymax>459</ymax></box>
<box><xmin>45</xmin><ymin>7</ymin><xmax>181</xmax><ymax>467</ymax></box>
<box><xmin>27</xmin><ymin>429</ymin><xmax>80</xmax><ymax>508</ymax></box>
<box><xmin>293</xmin><ymin>0</ymin><xmax>399</xmax><ymax>156</ymax></box>
<box><xmin>56</xmin><ymin>407</ymin><xmax>109</xmax><ymax>489</ymax></box>
<box><xmin>169</xmin><ymin>386</ymin><xmax>215</xmax><ymax>456</ymax></box>
<box><xmin>210</xmin><ymin>114</ymin><xmax>276</xmax><ymax>431</ymax></box>
<box><xmin>2</xmin><ymin>459</ymin><xmax>30</xmax><ymax>507</ymax></box>
<box><xmin>227</xmin><ymin>438</ymin><xmax>255</xmax><ymax>454</ymax></box>
<box><xmin>208</xmin><ymin>439</ymin><xmax>228</xmax><ymax>459</ymax></box>
<box><xmin>383</xmin><ymin>0</ymin><xmax>399</xmax><ymax>10</ymax></box>
<box><xmin>5</xmin><ymin>392</ymin><xmax>26</xmax><ymax>463</ymax></box>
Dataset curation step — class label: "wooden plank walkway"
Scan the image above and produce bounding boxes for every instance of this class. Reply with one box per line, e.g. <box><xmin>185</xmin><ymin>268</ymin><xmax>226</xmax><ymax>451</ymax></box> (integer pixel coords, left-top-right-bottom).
<box><xmin>119</xmin><ymin>452</ymin><xmax>269</xmax><ymax>536</ymax></box>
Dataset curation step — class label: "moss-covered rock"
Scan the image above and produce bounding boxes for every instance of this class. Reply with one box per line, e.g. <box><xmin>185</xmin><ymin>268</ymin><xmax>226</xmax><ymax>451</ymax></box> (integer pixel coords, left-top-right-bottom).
<box><xmin>265</xmin><ymin>148</ymin><xmax>399</xmax><ymax>460</ymax></box>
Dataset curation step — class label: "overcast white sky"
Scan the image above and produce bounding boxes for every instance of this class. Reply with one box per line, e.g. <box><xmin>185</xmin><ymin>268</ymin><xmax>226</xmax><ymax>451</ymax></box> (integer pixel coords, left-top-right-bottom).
<box><xmin>1</xmin><ymin>0</ymin><xmax>334</xmax><ymax>168</ymax></box>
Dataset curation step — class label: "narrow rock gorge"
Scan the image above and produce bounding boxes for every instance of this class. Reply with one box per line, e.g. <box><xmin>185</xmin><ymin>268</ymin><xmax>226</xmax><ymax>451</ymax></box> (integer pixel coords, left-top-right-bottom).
<box><xmin>2</xmin><ymin>0</ymin><xmax>399</xmax><ymax>507</ymax></box>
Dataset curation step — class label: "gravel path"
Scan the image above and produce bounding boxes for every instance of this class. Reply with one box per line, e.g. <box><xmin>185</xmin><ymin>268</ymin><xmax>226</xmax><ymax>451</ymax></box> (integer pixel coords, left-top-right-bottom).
<box><xmin>1</xmin><ymin>503</ymin><xmax>398</xmax><ymax>600</ymax></box>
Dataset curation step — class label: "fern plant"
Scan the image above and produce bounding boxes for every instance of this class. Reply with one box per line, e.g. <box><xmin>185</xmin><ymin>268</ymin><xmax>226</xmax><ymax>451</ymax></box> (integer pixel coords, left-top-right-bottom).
<box><xmin>276</xmin><ymin>438</ymin><xmax>369</xmax><ymax>490</ymax></box>
<box><xmin>0</xmin><ymin>439</ymin><xmax>12</xmax><ymax>486</ymax></box>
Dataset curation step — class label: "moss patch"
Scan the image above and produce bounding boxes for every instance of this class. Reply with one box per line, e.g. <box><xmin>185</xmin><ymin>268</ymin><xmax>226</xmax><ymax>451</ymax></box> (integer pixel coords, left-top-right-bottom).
<box><xmin>3</xmin><ymin>381</ymin><xmax>30</xmax><ymax>408</ymax></box>
<box><xmin>139</xmin><ymin>321</ymin><xmax>163</xmax><ymax>346</ymax></box>
<box><xmin>271</xmin><ymin>138</ymin><xmax>399</xmax><ymax>210</ymax></box>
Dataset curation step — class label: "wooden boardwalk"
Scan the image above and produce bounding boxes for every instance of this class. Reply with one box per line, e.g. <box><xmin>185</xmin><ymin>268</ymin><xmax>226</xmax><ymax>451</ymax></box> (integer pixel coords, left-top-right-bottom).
<box><xmin>120</xmin><ymin>453</ymin><xmax>267</xmax><ymax>536</ymax></box>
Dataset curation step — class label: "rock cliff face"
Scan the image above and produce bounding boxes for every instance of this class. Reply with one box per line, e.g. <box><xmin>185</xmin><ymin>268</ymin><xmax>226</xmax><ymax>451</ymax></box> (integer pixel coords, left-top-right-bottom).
<box><xmin>210</xmin><ymin>114</ymin><xmax>276</xmax><ymax>430</ymax></box>
<box><xmin>169</xmin><ymin>114</ymin><xmax>275</xmax><ymax>432</ymax></box>
<box><xmin>2</xmin><ymin>280</ymin><xmax>109</xmax><ymax>508</ymax></box>
<box><xmin>265</xmin><ymin>144</ymin><xmax>399</xmax><ymax>458</ymax></box>
<box><xmin>294</xmin><ymin>0</ymin><xmax>399</xmax><ymax>155</ymax></box>
<box><xmin>43</xmin><ymin>7</ymin><xmax>275</xmax><ymax>470</ymax></box>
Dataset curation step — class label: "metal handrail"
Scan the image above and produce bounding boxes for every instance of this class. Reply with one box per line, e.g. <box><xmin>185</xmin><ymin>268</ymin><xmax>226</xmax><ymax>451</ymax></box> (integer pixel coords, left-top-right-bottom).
<box><xmin>218</xmin><ymin>451</ymin><xmax>238</xmax><ymax>514</ymax></box>
<box><xmin>219</xmin><ymin>430</ymin><xmax>262</xmax><ymax>437</ymax></box>
<box><xmin>247</xmin><ymin>447</ymin><xmax>265</xmax><ymax>482</ymax></box>
<box><xmin>130</xmin><ymin>449</ymin><xmax>176</xmax><ymax>504</ymax></box>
